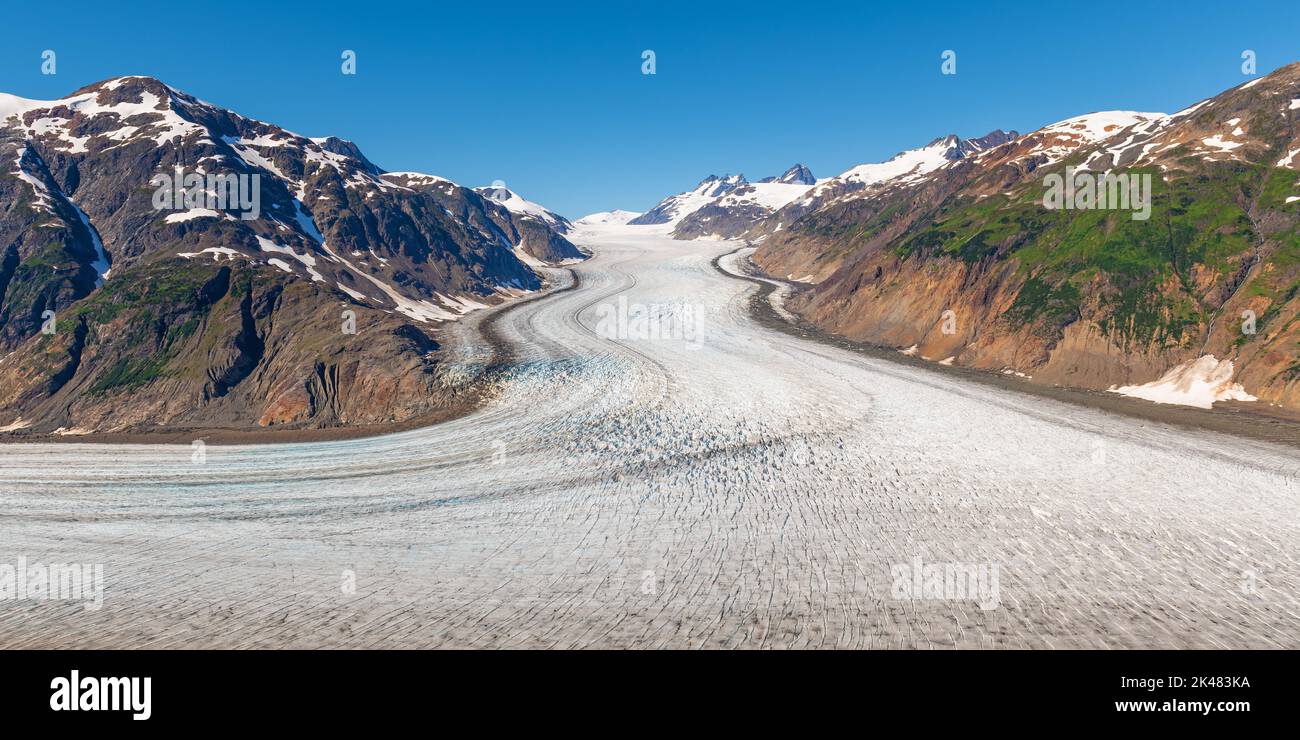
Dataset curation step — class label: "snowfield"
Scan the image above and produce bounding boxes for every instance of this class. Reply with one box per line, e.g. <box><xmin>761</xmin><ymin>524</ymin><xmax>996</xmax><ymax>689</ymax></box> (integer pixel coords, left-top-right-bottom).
<box><xmin>1111</xmin><ymin>355</ymin><xmax>1257</xmax><ymax>409</ymax></box>
<box><xmin>1</xmin><ymin>224</ymin><xmax>1298</xmax><ymax>648</ymax></box>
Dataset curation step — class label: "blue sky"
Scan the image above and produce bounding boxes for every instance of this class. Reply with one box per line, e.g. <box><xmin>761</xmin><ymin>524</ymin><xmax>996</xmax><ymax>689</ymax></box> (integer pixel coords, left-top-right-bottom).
<box><xmin>2</xmin><ymin>1</ymin><xmax>1298</xmax><ymax>217</ymax></box>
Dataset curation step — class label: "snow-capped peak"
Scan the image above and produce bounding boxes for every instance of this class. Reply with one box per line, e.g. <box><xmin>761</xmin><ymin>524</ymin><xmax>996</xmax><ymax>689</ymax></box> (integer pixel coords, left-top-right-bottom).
<box><xmin>837</xmin><ymin>137</ymin><xmax>957</xmax><ymax>187</ymax></box>
<box><xmin>833</xmin><ymin>130</ymin><xmax>1020</xmax><ymax>189</ymax></box>
<box><xmin>691</xmin><ymin>174</ymin><xmax>747</xmax><ymax>198</ymax></box>
<box><xmin>0</xmin><ymin>92</ymin><xmax>60</xmax><ymax>122</ymax></box>
<box><xmin>575</xmin><ymin>210</ymin><xmax>642</xmax><ymax>225</ymax></box>
<box><xmin>629</xmin><ymin>174</ymin><xmax>749</xmax><ymax>226</ymax></box>
<box><xmin>474</xmin><ymin>185</ymin><xmax>564</xmax><ymax>226</ymax></box>
<box><xmin>1037</xmin><ymin>111</ymin><xmax>1168</xmax><ymax>143</ymax></box>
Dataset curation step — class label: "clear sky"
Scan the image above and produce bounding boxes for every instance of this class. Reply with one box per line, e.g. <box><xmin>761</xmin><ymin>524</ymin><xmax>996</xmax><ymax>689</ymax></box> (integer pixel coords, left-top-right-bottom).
<box><xmin>2</xmin><ymin>0</ymin><xmax>1298</xmax><ymax>218</ymax></box>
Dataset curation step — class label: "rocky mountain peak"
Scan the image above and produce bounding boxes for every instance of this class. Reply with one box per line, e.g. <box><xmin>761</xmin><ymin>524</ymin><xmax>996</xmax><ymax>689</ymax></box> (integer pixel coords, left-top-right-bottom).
<box><xmin>71</xmin><ymin>75</ymin><xmax>172</xmax><ymax>98</ymax></box>
<box><xmin>693</xmin><ymin>174</ymin><xmax>746</xmax><ymax>198</ymax></box>
<box><xmin>476</xmin><ymin>185</ymin><xmax>515</xmax><ymax>202</ymax></box>
<box><xmin>311</xmin><ymin>136</ymin><xmax>382</xmax><ymax>175</ymax></box>
<box><xmin>957</xmin><ymin>129</ymin><xmax>1019</xmax><ymax>156</ymax></box>
<box><xmin>925</xmin><ymin>131</ymin><xmax>1019</xmax><ymax>161</ymax></box>
<box><xmin>759</xmin><ymin>163</ymin><xmax>815</xmax><ymax>185</ymax></box>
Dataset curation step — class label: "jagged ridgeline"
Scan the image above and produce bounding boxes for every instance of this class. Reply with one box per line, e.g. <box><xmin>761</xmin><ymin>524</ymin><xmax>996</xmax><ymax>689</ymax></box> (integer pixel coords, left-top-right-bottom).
<box><xmin>0</xmin><ymin>76</ymin><xmax>583</xmax><ymax>434</ymax></box>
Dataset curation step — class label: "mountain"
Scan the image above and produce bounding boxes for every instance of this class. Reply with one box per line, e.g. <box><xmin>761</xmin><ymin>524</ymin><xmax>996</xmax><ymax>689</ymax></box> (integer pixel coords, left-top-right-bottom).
<box><xmin>629</xmin><ymin>165</ymin><xmax>820</xmax><ymax>239</ymax></box>
<box><xmin>0</xmin><ymin>76</ymin><xmax>580</xmax><ymax>435</ymax></box>
<box><xmin>574</xmin><ymin>210</ymin><xmax>641</xmax><ymax>225</ymax></box>
<box><xmin>469</xmin><ymin>183</ymin><xmax>585</xmax><ymax>263</ymax></box>
<box><xmin>751</xmin><ymin>63</ymin><xmax>1300</xmax><ymax>410</ymax></box>
<box><xmin>474</xmin><ymin>184</ymin><xmax>573</xmax><ymax>233</ymax></box>
<box><xmin>629</xmin><ymin>174</ymin><xmax>748</xmax><ymax>226</ymax></box>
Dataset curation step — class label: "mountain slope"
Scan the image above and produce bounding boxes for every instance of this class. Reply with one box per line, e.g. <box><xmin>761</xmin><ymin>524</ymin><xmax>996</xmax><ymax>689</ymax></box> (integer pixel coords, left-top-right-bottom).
<box><xmin>0</xmin><ymin>76</ymin><xmax>578</xmax><ymax>435</ymax></box>
<box><xmin>754</xmin><ymin>63</ymin><xmax>1300</xmax><ymax>410</ymax></box>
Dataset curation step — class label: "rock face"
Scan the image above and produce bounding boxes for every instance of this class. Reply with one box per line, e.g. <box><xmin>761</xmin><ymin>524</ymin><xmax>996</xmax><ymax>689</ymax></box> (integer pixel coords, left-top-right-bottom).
<box><xmin>0</xmin><ymin>76</ymin><xmax>580</xmax><ymax>435</ymax></box>
<box><xmin>752</xmin><ymin>62</ymin><xmax>1300</xmax><ymax>410</ymax></box>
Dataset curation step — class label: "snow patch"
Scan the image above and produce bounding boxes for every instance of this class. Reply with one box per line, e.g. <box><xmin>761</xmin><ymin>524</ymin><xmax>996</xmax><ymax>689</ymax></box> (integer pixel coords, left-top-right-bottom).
<box><xmin>221</xmin><ymin>135</ymin><xmax>287</xmax><ymax>179</ymax></box>
<box><xmin>1110</xmin><ymin>355</ymin><xmax>1256</xmax><ymax>409</ymax></box>
<box><xmin>337</xmin><ymin>284</ymin><xmax>368</xmax><ymax>301</ymax></box>
<box><xmin>67</xmin><ymin>197</ymin><xmax>111</xmax><ymax>286</ymax></box>
<box><xmin>255</xmin><ymin>235</ymin><xmax>324</xmax><ymax>282</ymax></box>
<box><xmin>715</xmin><ymin>181</ymin><xmax>814</xmax><ymax>212</ymax></box>
<box><xmin>164</xmin><ymin>208</ymin><xmax>222</xmax><ymax>223</ymax></box>
<box><xmin>52</xmin><ymin>426</ymin><xmax>94</xmax><ymax>436</ymax></box>
<box><xmin>1201</xmin><ymin>135</ymin><xmax>1243</xmax><ymax>153</ymax></box>
<box><xmin>1034</xmin><ymin>111</ymin><xmax>1167</xmax><ymax>166</ymax></box>
<box><xmin>436</xmin><ymin>293</ymin><xmax>491</xmax><ymax>315</ymax></box>
<box><xmin>512</xmin><ymin>244</ymin><xmax>547</xmax><ymax>269</ymax></box>
<box><xmin>383</xmin><ymin>171</ymin><xmax>452</xmax><ymax>187</ymax></box>
<box><xmin>178</xmin><ymin>246</ymin><xmax>241</xmax><ymax>262</ymax></box>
